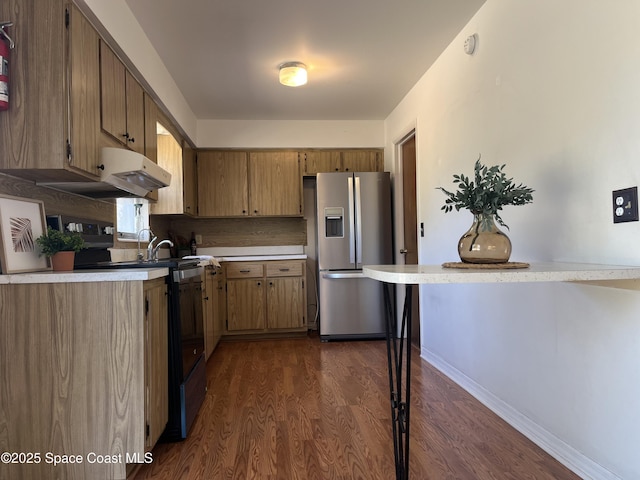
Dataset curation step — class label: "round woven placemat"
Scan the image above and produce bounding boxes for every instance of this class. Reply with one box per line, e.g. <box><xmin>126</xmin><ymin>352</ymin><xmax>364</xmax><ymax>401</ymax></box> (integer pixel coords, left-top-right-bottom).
<box><xmin>442</xmin><ymin>261</ymin><xmax>530</xmax><ymax>270</ymax></box>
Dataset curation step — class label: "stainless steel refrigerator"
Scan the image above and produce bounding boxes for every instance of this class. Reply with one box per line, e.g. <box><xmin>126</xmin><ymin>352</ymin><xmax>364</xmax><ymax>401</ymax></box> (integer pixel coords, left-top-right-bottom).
<box><xmin>317</xmin><ymin>172</ymin><xmax>392</xmax><ymax>340</ymax></box>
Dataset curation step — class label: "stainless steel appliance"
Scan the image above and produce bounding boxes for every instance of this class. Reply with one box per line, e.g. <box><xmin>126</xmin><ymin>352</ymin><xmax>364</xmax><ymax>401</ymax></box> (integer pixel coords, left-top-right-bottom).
<box><xmin>316</xmin><ymin>172</ymin><xmax>392</xmax><ymax>340</ymax></box>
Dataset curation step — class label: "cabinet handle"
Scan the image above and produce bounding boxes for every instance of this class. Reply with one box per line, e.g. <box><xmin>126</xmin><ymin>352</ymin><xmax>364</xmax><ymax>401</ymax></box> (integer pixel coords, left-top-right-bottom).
<box><xmin>257</xmin><ymin>281</ymin><xmax>261</xmax><ymax>286</ymax></box>
<box><xmin>128</xmin><ymin>137</ymin><xmax>135</xmax><ymax>143</ymax></box>
<box><xmin>239</xmin><ymin>269</ymin><xmax>251</xmax><ymax>273</ymax></box>
<box><xmin>122</xmin><ymin>132</ymin><xmax>130</xmax><ymax>139</ymax></box>
<box><xmin>269</xmin><ymin>281</ymin><xmax>273</xmax><ymax>286</ymax></box>
<box><xmin>254</xmin><ymin>210</ymin><xmax>259</xmax><ymax>214</ymax></box>
<box><xmin>278</xmin><ymin>268</ymin><xmax>290</xmax><ymax>272</ymax></box>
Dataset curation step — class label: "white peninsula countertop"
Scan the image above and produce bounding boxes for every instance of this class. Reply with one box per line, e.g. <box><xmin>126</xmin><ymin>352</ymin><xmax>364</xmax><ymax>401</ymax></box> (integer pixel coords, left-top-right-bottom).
<box><xmin>363</xmin><ymin>262</ymin><xmax>640</xmax><ymax>284</ymax></box>
<box><xmin>0</xmin><ymin>267</ymin><xmax>169</xmax><ymax>284</ymax></box>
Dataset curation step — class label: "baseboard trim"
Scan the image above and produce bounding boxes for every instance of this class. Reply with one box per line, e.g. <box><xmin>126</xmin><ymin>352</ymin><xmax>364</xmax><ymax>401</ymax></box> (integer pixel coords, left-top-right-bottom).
<box><xmin>421</xmin><ymin>348</ymin><xmax>620</xmax><ymax>480</ymax></box>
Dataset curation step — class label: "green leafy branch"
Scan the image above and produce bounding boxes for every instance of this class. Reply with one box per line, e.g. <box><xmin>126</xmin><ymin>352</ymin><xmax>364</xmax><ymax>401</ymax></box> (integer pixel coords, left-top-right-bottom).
<box><xmin>36</xmin><ymin>227</ymin><xmax>86</xmax><ymax>256</ymax></box>
<box><xmin>437</xmin><ymin>156</ymin><xmax>534</xmax><ymax>229</ymax></box>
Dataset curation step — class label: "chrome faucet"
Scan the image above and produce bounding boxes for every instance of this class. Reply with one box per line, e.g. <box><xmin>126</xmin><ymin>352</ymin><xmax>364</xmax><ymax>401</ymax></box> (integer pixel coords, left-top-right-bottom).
<box><xmin>137</xmin><ymin>228</ymin><xmax>156</xmax><ymax>262</ymax></box>
<box><xmin>151</xmin><ymin>239</ymin><xmax>174</xmax><ymax>262</ymax></box>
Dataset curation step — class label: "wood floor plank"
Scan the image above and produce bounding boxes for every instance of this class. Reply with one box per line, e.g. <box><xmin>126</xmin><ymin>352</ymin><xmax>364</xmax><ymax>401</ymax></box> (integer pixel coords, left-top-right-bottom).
<box><xmin>132</xmin><ymin>336</ymin><xmax>581</xmax><ymax>480</ymax></box>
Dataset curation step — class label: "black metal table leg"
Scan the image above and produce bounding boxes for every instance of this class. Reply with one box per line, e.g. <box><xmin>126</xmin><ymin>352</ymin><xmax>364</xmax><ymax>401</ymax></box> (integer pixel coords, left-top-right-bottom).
<box><xmin>383</xmin><ymin>283</ymin><xmax>413</xmax><ymax>480</ymax></box>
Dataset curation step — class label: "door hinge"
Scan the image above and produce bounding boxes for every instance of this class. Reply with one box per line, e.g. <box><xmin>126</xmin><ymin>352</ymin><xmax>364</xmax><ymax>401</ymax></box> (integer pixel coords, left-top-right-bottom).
<box><xmin>145</xmin><ymin>298</ymin><xmax>149</xmax><ymax>314</ymax></box>
<box><xmin>66</xmin><ymin>140</ymin><xmax>72</xmax><ymax>162</ymax></box>
<box><xmin>65</xmin><ymin>8</ymin><xmax>70</xmax><ymax>29</ymax></box>
<box><xmin>146</xmin><ymin>423</ymin><xmax>150</xmax><ymax>438</ymax></box>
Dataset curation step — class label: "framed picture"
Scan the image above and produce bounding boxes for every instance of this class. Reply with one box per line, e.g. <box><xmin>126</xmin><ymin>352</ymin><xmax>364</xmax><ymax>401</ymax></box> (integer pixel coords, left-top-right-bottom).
<box><xmin>0</xmin><ymin>194</ymin><xmax>51</xmax><ymax>274</ymax></box>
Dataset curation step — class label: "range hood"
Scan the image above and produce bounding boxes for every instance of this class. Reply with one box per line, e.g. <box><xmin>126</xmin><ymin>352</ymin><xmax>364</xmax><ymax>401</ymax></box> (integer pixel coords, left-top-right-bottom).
<box><xmin>39</xmin><ymin>148</ymin><xmax>172</xmax><ymax>199</ymax></box>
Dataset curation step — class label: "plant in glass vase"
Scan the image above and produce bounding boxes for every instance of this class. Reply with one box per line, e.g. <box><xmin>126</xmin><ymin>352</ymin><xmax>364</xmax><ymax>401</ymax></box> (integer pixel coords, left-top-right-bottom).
<box><xmin>437</xmin><ymin>156</ymin><xmax>534</xmax><ymax>263</ymax></box>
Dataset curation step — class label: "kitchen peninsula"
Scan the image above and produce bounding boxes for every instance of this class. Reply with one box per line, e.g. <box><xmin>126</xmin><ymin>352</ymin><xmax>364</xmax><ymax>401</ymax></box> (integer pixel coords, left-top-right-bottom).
<box><xmin>363</xmin><ymin>261</ymin><xmax>640</xmax><ymax>480</ymax></box>
<box><xmin>0</xmin><ymin>268</ymin><xmax>169</xmax><ymax>480</ymax></box>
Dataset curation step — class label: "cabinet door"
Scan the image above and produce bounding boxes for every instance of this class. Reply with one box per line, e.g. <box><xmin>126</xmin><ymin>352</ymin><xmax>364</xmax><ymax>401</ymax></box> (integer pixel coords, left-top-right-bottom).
<box><xmin>125</xmin><ymin>71</ymin><xmax>145</xmax><ymax>155</ymax></box>
<box><xmin>99</xmin><ymin>41</ymin><xmax>127</xmax><ymax>143</ymax></box>
<box><xmin>249</xmin><ymin>151</ymin><xmax>301</xmax><ymax>216</ymax></box>
<box><xmin>303</xmin><ymin>151</ymin><xmax>341</xmax><ymax>174</ymax></box>
<box><xmin>267</xmin><ymin>277</ymin><xmax>305</xmax><ymax>329</ymax></box>
<box><xmin>152</xmin><ymin>133</ymin><xmax>184</xmax><ymax>214</ymax></box>
<box><xmin>143</xmin><ymin>94</ymin><xmax>159</xmax><ymax>202</ymax></box>
<box><xmin>183</xmin><ymin>145</ymin><xmax>197</xmax><ymax>215</ymax></box>
<box><xmin>341</xmin><ymin>150</ymin><xmax>381</xmax><ymax>172</ymax></box>
<box><xmin>144</xmin><ymin>278</ymin><xmax>168</xmax><ymax>449</ymax></box>
<box><xmin>68</xmin><ymin>4</ymin><xmax>101</xmax><ymax>176</ymax></box>
<box><xmin>215</xmin><ymin>269</ymin><xmax>226</xmax><ymax>345</ymax></box>
<box><xmin>226</xmin><ymin>279</ymin><xmax>265</xmax><ymax>331</ymax></box>
<box><xmin>197</xmin><ymin>151</ymin><xmax>249</xmax><ymax>216</ymax></box>
<box><xmin>203</xmin><ymin>269</ymin><xmax>216</xmax><ymax>359</ymax></box>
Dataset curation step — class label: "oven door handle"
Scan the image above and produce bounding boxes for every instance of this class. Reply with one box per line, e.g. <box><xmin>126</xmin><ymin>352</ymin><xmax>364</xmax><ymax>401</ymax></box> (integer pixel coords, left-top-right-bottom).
<box><xmin>173</xmin><ymin>266</ymin><xmax>204</xmax><ymax>283</ymax></box>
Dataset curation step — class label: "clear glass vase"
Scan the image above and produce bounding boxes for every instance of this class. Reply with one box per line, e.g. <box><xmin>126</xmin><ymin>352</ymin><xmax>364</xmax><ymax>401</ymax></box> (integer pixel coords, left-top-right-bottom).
<box><xmin>458</xmin><ymin>213</ymin><xmax>512</xmax><ymax>264</ymax></box>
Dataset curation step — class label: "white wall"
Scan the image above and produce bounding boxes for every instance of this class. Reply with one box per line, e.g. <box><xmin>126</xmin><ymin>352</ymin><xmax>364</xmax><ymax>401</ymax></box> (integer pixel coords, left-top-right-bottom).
<box><xmin>196</xmin><ymin>120</ymin><xmax>384</xmax><ymax>148</ymax></box>
<box><xmin>384</xmin><ymin>1</ymin><xmax>640</xmax><ymax>478</ymax></box>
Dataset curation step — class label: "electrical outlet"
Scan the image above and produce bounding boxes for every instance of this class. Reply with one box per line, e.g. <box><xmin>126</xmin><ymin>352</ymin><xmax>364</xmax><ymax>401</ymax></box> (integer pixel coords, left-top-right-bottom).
<box><xmin>195</xmin><ymin>234</ymin><xmax>203</xmax><ymax>244</ymax></box>
<box><xmin>612</xmin><ymin>187</ymin><xmax>639</xmax><ymax>223</ymax></box>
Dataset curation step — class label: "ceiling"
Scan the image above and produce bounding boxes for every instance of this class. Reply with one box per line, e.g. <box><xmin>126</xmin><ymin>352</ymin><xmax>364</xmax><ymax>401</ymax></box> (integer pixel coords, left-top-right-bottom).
<box><xmin>124</xmin><ymin>0</ymin><xmax>486</xmax><ymax>121</ymax></box>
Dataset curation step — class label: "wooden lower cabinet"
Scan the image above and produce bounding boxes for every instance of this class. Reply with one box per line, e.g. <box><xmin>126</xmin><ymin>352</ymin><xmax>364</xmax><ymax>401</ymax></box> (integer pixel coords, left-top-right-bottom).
<box><xmin>203</xmin><ymin>266</ymin><xmax>225</xmax><ymax>359</ymax></box>
<box><xmin>224</xmin><ymin>260</ymin><xmax>306</xmax><ymax>335</ymax></box>
<box><xmin>144</xmin><ymin>278</ymin><xmax>169</xmax><ymax>449</ymax></box>
<box><xmin>0</xmin><ymin>278</ymin><xmax>169</xmax><ymax>480</ymax></box>
<box><xmin>267</xmin><ymin>276</ymin><xmax>305</xmax><ymax>329</ymax></box>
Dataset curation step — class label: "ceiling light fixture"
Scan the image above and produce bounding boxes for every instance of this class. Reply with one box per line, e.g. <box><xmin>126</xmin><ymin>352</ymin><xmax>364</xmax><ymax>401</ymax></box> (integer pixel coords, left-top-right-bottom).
<box><xmin>279</xmin><ymin>62</ymin><xmax>307</xmax><ymax>87</ymax></box>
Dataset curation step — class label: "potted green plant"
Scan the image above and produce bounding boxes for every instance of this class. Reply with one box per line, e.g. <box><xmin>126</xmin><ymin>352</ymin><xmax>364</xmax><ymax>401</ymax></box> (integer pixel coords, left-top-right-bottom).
<box><xmin>437</xmin><ymin>157</ymin><xmax>534</xmax><ymax>264</ymax></box>
<box><xmin>36</xmin><ymin>227</ymin><xmax>86</xmax><ymax>271</ymax></box>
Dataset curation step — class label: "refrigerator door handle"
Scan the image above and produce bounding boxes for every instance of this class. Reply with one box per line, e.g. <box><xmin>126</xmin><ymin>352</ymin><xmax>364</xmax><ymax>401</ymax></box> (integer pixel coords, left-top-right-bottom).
<box><xmin>321</xmin><ymin>271</ymin><xmax>366</xmax><ymax>280</ymax></box>
<box><xmin>348</xmin><ymin>176</ymin><xmax>355</xmax><ymax>265</ymax></box>
<box><xmin>354</xmin><ymin>175</ymin><xmax>362</xmax><ymax>267</ymax></box>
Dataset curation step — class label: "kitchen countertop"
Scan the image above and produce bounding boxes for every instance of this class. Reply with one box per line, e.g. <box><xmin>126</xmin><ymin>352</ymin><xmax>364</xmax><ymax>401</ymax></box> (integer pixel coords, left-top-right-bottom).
<box><xmin>218</xmin><ymin>254</ymin><xmax>307</xmax><ymax>262</ymax></box>
<box><xmin>0</xmin><ymin>267</ymin><xmax>169</xmax><ymax>284</ymax></box>
<box><xmin>362</xmin><ymin>262</ymin><xmax>640</xmax><ymax>284</ymax></box>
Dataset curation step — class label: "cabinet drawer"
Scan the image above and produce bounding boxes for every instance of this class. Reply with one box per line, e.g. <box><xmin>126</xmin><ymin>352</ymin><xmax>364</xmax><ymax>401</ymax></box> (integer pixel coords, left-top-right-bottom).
<box><xmin>226</xmin><ymin>263</ymin><xmax>264</xmax><ymax>279</ymax></box>
<box><xmin>266</xmin><ymin>261</ymin><xmax>303</xmax><ymax>277</ymax></box>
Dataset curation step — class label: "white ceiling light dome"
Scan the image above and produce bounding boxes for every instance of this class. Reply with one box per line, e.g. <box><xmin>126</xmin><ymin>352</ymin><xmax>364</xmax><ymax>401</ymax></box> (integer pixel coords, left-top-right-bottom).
<box><xmin>279</xmin><ymin>62</ymin><xmax>308</xmax><ymax>87</ymax></box>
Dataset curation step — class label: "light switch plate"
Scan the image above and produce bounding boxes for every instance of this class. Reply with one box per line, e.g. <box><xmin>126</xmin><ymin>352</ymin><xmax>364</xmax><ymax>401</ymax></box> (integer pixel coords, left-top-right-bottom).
<box><xmin>612</xmin><ymin>187</ymin><xmax>638</xmax><ymax>223</ymax></box>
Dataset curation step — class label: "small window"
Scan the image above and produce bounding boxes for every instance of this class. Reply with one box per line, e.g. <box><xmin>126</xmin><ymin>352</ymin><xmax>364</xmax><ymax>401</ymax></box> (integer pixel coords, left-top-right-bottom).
<box><xmin>116</xmin><ymin>197</ymin><xmax>150</xmax><ymax>241</ymax></box>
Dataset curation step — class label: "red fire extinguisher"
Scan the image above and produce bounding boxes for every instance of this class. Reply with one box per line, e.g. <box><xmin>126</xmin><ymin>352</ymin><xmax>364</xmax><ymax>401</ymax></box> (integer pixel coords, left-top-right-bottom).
<box><xmin>0</xmin><ymin>22</ymin><xmax>14</xmax><ymax>112</ymax></box>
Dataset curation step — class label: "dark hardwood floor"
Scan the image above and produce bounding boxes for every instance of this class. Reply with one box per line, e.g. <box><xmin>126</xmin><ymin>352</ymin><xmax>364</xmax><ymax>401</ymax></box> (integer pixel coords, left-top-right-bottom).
<box><xmin>133</xmin><ymin>335</ymin><xmax>581</xmax><ymax>480</ymax></box>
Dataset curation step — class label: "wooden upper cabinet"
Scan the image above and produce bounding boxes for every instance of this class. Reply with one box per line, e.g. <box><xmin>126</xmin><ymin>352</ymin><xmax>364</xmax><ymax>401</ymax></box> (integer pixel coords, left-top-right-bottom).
<box><xmin>144</xmin><ymin>94</ymin><xmax>159</xmax><ymax>202</ymax></box>
<box><xmin>341</xmin><ymin>150</ymin><xmax>381</xmax><ymax>172</ymax></box>
<box><xmin>99</xmin><ymin>42</ymin><xmax>127</xmax><ymax>143</ymax></box>
<box><xmin>182</xmin><ymin>145</ymin><xmax>197</xmax><ymax>215</ymax></box>
<box><xmin>150</xmin><ymin>132</ymin><xmax>184</xmax><ymax>215</ymax></box>
<box><xmin>303</xmin><ymin>151</ymin><xmax>342</xmax><ymax>174</ymax></box>
<box><xmin>99</xmin><ymin>41</ymin><xmax>145</xmax><ymax>154</ymax></box>
<box><xmin>125</xmin><ymin>71</ymin><xmax>145</xmax><ymax>155</ymax></box>
<box><xmin>0</xmin><ymin>0</ymin><xmax>102</xmax><ymax>180</ymax></box>
<box><xmin>248</xmin><ymin>151</ymin><xmax>301</xmax><ymax>216</ymax></box>
<box><xmin>197</xmin><ymin>151</ymin><xmax>249</xmax><ymax>217</ymax></box>
<box><xmin>301</xmin><ymin>149</ymin><xmax>383</xmax><ymax>174</ymax></box>
<box><xmin>67</xmin><ymin>4</ymin><xmax>102</xmax><ymax>175</ymax></box>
